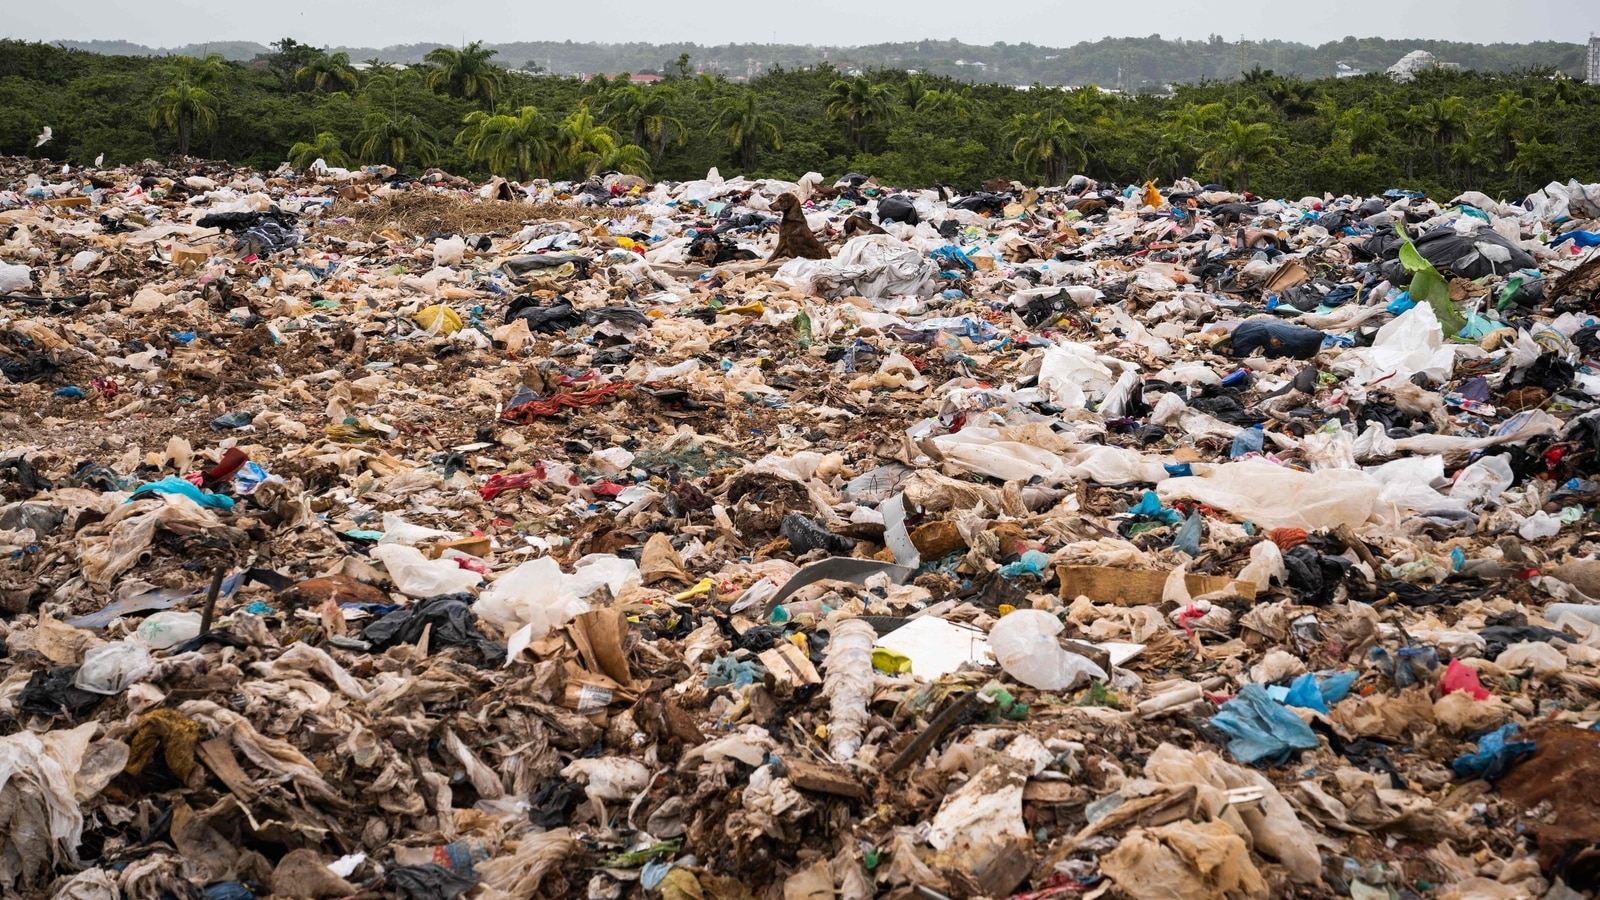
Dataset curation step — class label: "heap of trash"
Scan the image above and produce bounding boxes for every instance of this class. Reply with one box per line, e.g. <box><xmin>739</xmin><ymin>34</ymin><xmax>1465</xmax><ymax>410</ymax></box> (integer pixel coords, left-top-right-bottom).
<box><xmin>7</xmin><ymin>155</ymin><xmax>1600</xmax><ymax>900</ymax></box>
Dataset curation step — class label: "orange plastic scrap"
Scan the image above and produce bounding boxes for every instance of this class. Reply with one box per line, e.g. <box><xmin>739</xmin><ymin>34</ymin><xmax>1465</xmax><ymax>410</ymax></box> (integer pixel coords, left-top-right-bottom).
<box><xmin>1268</xmin><ymin>527</ymin><xmax>1309</xmax><ymax>552</ymax></box>
<box><xmin>499</xmin><ymin>383</ymin><xmax>628</xmax><ymax>423</ymax></box>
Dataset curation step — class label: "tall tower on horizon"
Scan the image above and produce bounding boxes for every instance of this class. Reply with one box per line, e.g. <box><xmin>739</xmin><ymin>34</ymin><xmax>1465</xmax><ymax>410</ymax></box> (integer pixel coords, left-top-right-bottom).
<box><xmin>1589</xmin><ymin>34</ymin><xmax>1600</xmax><ymax>84</ymax></box>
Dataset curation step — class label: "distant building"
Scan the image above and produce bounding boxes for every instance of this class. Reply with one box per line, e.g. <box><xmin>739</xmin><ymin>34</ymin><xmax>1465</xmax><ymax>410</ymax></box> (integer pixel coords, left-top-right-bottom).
<box><xmin>1588</xmin><ymin>36</ymin><xmax>1600</xmax><ymax>84</ymax></box>
<box><xmin>1335</xmin><ymin>61</ymin><xmax>1365</xmax><ymax>78</ymax></box>
<box><xmin>1387</xmin><ymin>50</ymin><xmax>1458</xmax><ymax>82</ymax></box>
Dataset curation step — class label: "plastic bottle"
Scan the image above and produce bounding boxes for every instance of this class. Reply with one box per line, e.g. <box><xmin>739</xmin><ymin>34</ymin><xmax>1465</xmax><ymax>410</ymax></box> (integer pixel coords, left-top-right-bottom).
<box><xmin>988</xmin><ymin>609</ymin><xmax>1107</xmax><ymax>691</ymax></box>
<box><xmin>822</xmin><ymin>618</ymin><xmax>876</xmax><ymax>761</ymax></box>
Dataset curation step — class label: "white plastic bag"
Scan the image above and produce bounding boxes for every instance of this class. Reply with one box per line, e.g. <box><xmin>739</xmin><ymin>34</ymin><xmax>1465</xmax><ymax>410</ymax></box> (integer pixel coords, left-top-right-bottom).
<box><xmin>1518</xmin><ymin>510</ymin><xmax>1561</xmax><ymax>540</ymax></box>
<box><xmin>74</xmin><ymin>641</ymin><xmax>153</xmax><ymax>695</ymax></box>
<box><xmin>1449</xmin><ymin>454</ymin><xmax>1513</xmax><ymax>504</ymax></box>
<box><xmin>1334</xmin><ymin>302</ymin><xmax>1457</xmax><ymax>387</ymax></box>
<box><xmin>0</xmin><ymin>262</ymin><xmax>31</xmax><ymax>293</ymax></box>
<box><xmin>989</xmin><ymin>609</ymin><xmax>1107</xmax><ymax>691</ymax></box>
<box><xmin>473</xmin><ymin>555</ymin><xmax>639</xmax><ymax>663</ymax></box>
<box><xmin>1157</xmin><ymin>460</ymin><xmax>1379</xmax><ymax>531</ymax></box>
<box><xmin>433</xmin><ymin>235</ymin><xmax>465</xmax><ymax>267</ymax></box>
<box><xmin>561</xmin><ymin>758</ymin><xmax>650</xmax><ymax>802</ymax></box>
<box><xmin>370</xmin><ymin>544</ymin><xmax>482</xmax><ymax>598</ymax></box>
<box><xmin>135</xmin><ymin>611</ymin><xmax>202</xmax><ymax>650</ymax></box>
<box><xmin>377</xmin><ymin>512</ymin><xmax>459</xmax><ymax>546</ymax></box>
<box><xmin>1037</xmin><ymin>342</ymin><xmax>1121</xmax><ymax>409</ymax></box>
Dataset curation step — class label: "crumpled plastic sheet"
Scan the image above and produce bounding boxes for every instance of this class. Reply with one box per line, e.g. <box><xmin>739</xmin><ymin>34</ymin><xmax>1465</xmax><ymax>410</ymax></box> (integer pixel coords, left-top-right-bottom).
<box><xmin>1210</xmin><ymin>683</ymin><xmax>1320</xmax><ymax>766</ymax></box>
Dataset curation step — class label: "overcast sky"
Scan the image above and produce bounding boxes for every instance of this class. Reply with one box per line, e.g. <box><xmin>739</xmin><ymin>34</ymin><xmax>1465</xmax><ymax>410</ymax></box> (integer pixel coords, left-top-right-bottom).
<box><xmin>3</xmin><ymin>0</ymin><xmax>1589</xmax><ymax>49</ymax></box>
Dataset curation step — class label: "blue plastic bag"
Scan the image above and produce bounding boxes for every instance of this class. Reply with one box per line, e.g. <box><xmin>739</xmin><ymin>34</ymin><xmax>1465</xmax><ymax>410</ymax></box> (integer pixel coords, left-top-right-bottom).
<box><xmin>1172</xmin><ymin>511</ymin><xmax>1202</xmax><ymax>557</ymax></box>
<box><xmin>1129</xmin><ymin>491</ymin><xmax>1181</xmax><ymax>524</ymax></box>
<box><xmin>128</xmin><ymin>476</ymin><xmax>236</xmax><ymax>512</ymax></box>
<box><xmin>1282</xmin><ymin>672</ymin><xmax>1329</xmax><ymax>714</ymax></box>
<box><xmin>1451</xmin><ymin>723</ymin><xmax>1535</xmax><ymax>781</ymax></box>
<box><xmin>1230</xmin><ymin>426</ymin><xmax>1265</xmax><ymax>459</ymax></box>
<box><xmin>1211</xmin><ymin>683</ymin><xmax>1320</xmax><ymax>766</ymax></box>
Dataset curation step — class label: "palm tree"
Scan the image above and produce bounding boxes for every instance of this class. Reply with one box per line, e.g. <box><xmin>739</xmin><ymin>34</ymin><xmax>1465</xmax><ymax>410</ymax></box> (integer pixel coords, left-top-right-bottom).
<box><xmin>712</xmin><ymin>93</ymin><xmax>781</xmax><ymax>173</ymax></box>
<box><xmin>1483</xmin><ymin>92</ymin><xmax>1537</xmax><ymax>164</ymax></box>
<box><xmin>354</xmin><ymin>110</ymin><xmax>437</xmax><ymax>171</ymax></box>
<box><xmin>913</xmin><ymin>87</ymin><xmax>972</xmax><ymax>120</ymax></box>
<box><xmin>1420</xmin><ymin>96</ymin><xmax>1468</xmax><ymax>174</ymax></box>
<box><xmin>827</xmin><ymin>76</ymin><xmax>896</xmax><ymax>152</ymax></box>
<box><xmin>149</xmin><ymin>79</ymin><xmax>219</xmax><ymax>158</ymax></box>
<box><xmin>600</xmin><ymin>84</ymin><xmax>686</xmax><ymax>160</ymax></box>
<box><xmin>1446</xmin><ymin>126</ymin><xmax>1497</xmax><ymax>186</ymax></box>
<box><xmin>1007</xmin><ymin>112</ymin><xmax>1085</xmax><ymax>186</ymax></box>
<box><xmin>288</xmin><ymin>131</ymin><xmax>349</xmax><ymax>169</ymax></box>
<box><xmin>458</xmin><ymin>106</ymin><xmax>556</xmax><ymax>180</ymax></box>
<box><xmin>164</xmin><ymin>52</ymin><xmax>227</xmax><ymax>89</ymax></box>
<box><xmin>554</xmin><ymin>106</ymin><xmax>651</xmax><ymax>179</ymax></box>
<box><xmin>1510</xmin><ymin>136</ymin><xmax>1555</xmax><ymax>193</ymax></box>
<box><xmin>1199</xmin><ymin>119</ymin><xmax>1282</xmax><ymax>193</ymax></box>
<box><xmin>424</xmin><ymin>41</ymin><xmax>504</xmax><ymax>107</ymax></box>
<box><xmin>1154</xmin><ymin>104</ymin><xmax>1216</xmax><ymax>182</ymax></box>
<box><xmin>295</xmin><ymin>51</ymin><xmax>358</xmax><ymax>94</ymax></box>
<box><xmin>1397</xmin><ymin>105</ymin><xmax>1431</xmax><ymax>180</ymax></box>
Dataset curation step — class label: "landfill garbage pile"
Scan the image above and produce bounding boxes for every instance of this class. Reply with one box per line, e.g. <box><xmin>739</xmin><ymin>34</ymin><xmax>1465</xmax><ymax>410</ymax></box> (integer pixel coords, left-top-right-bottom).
<box><xmin>9</xmin><ymin>155</ymin><xmax>1600</xmax><ymax>900</ymax></box>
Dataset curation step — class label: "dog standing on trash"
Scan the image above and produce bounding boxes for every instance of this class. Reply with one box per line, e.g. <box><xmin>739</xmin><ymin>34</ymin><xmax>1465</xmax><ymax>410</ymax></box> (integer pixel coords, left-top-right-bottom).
<box><xmin>769</xmin><ymin>193</ymin><xmax>831</xmax><ymax>261</ymax></box>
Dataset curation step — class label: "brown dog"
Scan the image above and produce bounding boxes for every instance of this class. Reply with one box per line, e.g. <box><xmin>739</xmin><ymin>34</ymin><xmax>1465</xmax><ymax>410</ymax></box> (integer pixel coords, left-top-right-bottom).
<box><xmin>768</xmin><ymin>193</ymin><xmax>831</xmax><ymax>261</ymax></box>
<box><xmin>841</xmin><ymin>214</ymin><xmax>888</xmax><ymax>239</ymax></box>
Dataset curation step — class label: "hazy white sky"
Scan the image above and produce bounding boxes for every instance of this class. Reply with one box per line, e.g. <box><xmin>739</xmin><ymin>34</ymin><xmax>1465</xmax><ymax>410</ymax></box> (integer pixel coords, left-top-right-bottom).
<box><xmin>4</xmin><ymin>0</ymin><xmax>1589</xmax><ymax>48</ymax></box>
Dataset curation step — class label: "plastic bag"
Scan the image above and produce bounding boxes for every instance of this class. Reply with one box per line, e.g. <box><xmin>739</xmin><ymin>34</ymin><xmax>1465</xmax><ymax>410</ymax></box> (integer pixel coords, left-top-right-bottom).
<box><xmin>0</xmin><ymin>728</ymin><xmax>91</xmax><ymax>889</ymax></box>
<box><xmin>774</xmin><ymin>234</ymin><xmax>938</xmax><ymax>301</ymax></box>
<box><xmin>1227</xmin><ymin>319</ymin><xmax>1325</xmax><ymax>359</ymax></box>
<box><xmin>1450</xmin><ymin>723</ymin><xmax>1534</xmax><ymax>780</ymax></box>
<box><xmin>74</xmin><ymin>641</ymin><xmax>153</xmax><ymax>695</ymax></box>
<box><xmin>1036</xmin><ymin>342</ymin><xmax>1120</xmax><ymax>409</ymax></box>
<box><xmin>371</xmin><ymin>544</ymin><xmax>482</xmax><ymax>598</ymax></box>
<box><xmin>989</xmin><ymin>609</ymin><xmax>1107</xmax><ymax>691</ymax></box>
<box><xmin>1449</xmin><ymin>454</ymin><xmax>1513</xmax><ymax>504</ymax></box>
<box><xmin>1334</xmin><ymin>302</ymin><xmax>1456</xmax><ymax>386</ymax></box>
<box><xmin>135</xmin><ymin>611</ymin><xmax>202</xmax><ymax>650</ymax></box>
<box><xmin>1210</xmin><ymin>683</ymin><xmax>1319</xmax><ymax>765</ymax></box>
<box><xmin>433</xmin><ymin>235</ymin><xmax>465</xmax><ymax>267</ymax></box>
<box><xmin>1439</xmin><ymin>658</ymin><xmax>1491</xmax><ymax>701</ymax></box>
<box><xmin>377</xmin><ymin>512</ymin><xmax>459</xmax><ymax>546</ymax></box>
<box><xmin>822</xmin><ymin>618</ymin><xmax>876</xmax><ymax>761</ymax></box>
<box><xmin>472</xmin><ymin>556</ymin><xmax>629</xmax><ymax>663</ymax></box>
<box><xmin>1518</xmin><ymin>510</ymin><xmax>1561</xmax><ymax>540</ymax></box>
<box><xmin>1157</xmin><ymin>460</ymin><xmax>1379</xmax><ymax>531</ymax></box>
<box><xmin>0</xmin><ymin>261</ymin><xmax>31</xmax><ymax>293</ymax></box>
<box><xmin>1100</xmin><ymin>820</ymin><xmax>1267</xmax><ymax>900</ymax></box>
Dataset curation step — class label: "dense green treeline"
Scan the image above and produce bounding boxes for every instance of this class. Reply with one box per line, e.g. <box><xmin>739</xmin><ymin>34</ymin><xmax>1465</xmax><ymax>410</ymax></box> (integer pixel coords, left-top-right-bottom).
<box><xmin>3</xmin><ymin>38</ymin><xmax>1599</xmax><ymax>200</ymax></box>
<box><xmin>56</xmin><ymin>35</ymin><xmax>1588</xmax><ymax>87</ymax></box>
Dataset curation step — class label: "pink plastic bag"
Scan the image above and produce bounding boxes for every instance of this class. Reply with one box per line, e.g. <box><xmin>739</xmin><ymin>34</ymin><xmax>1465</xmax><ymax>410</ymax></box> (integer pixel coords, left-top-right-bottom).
<box><xmin>1440</xmin><ymin>658</ymin><xmax>1491</xmax><ymax>701</ymax></box>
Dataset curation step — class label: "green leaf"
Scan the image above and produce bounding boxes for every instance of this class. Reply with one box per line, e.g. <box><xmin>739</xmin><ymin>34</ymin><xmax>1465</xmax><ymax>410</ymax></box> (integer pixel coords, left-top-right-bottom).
<box><xmin>1395</xmin><ymin>224</ymin><xmax>1466</xmax><ymax>336</ymax></box>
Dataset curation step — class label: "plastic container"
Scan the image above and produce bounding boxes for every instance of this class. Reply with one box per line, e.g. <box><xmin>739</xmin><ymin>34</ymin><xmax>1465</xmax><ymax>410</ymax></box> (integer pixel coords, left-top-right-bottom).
<box><xmin>136</xmin><ymin>611</ymin><xmax>202</xmax><ymax>650</ymax></box>
<box><xmin>989</xmin><ymin>609</ymin><xmax>1107</xmax><ymax>691</ymax></box>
